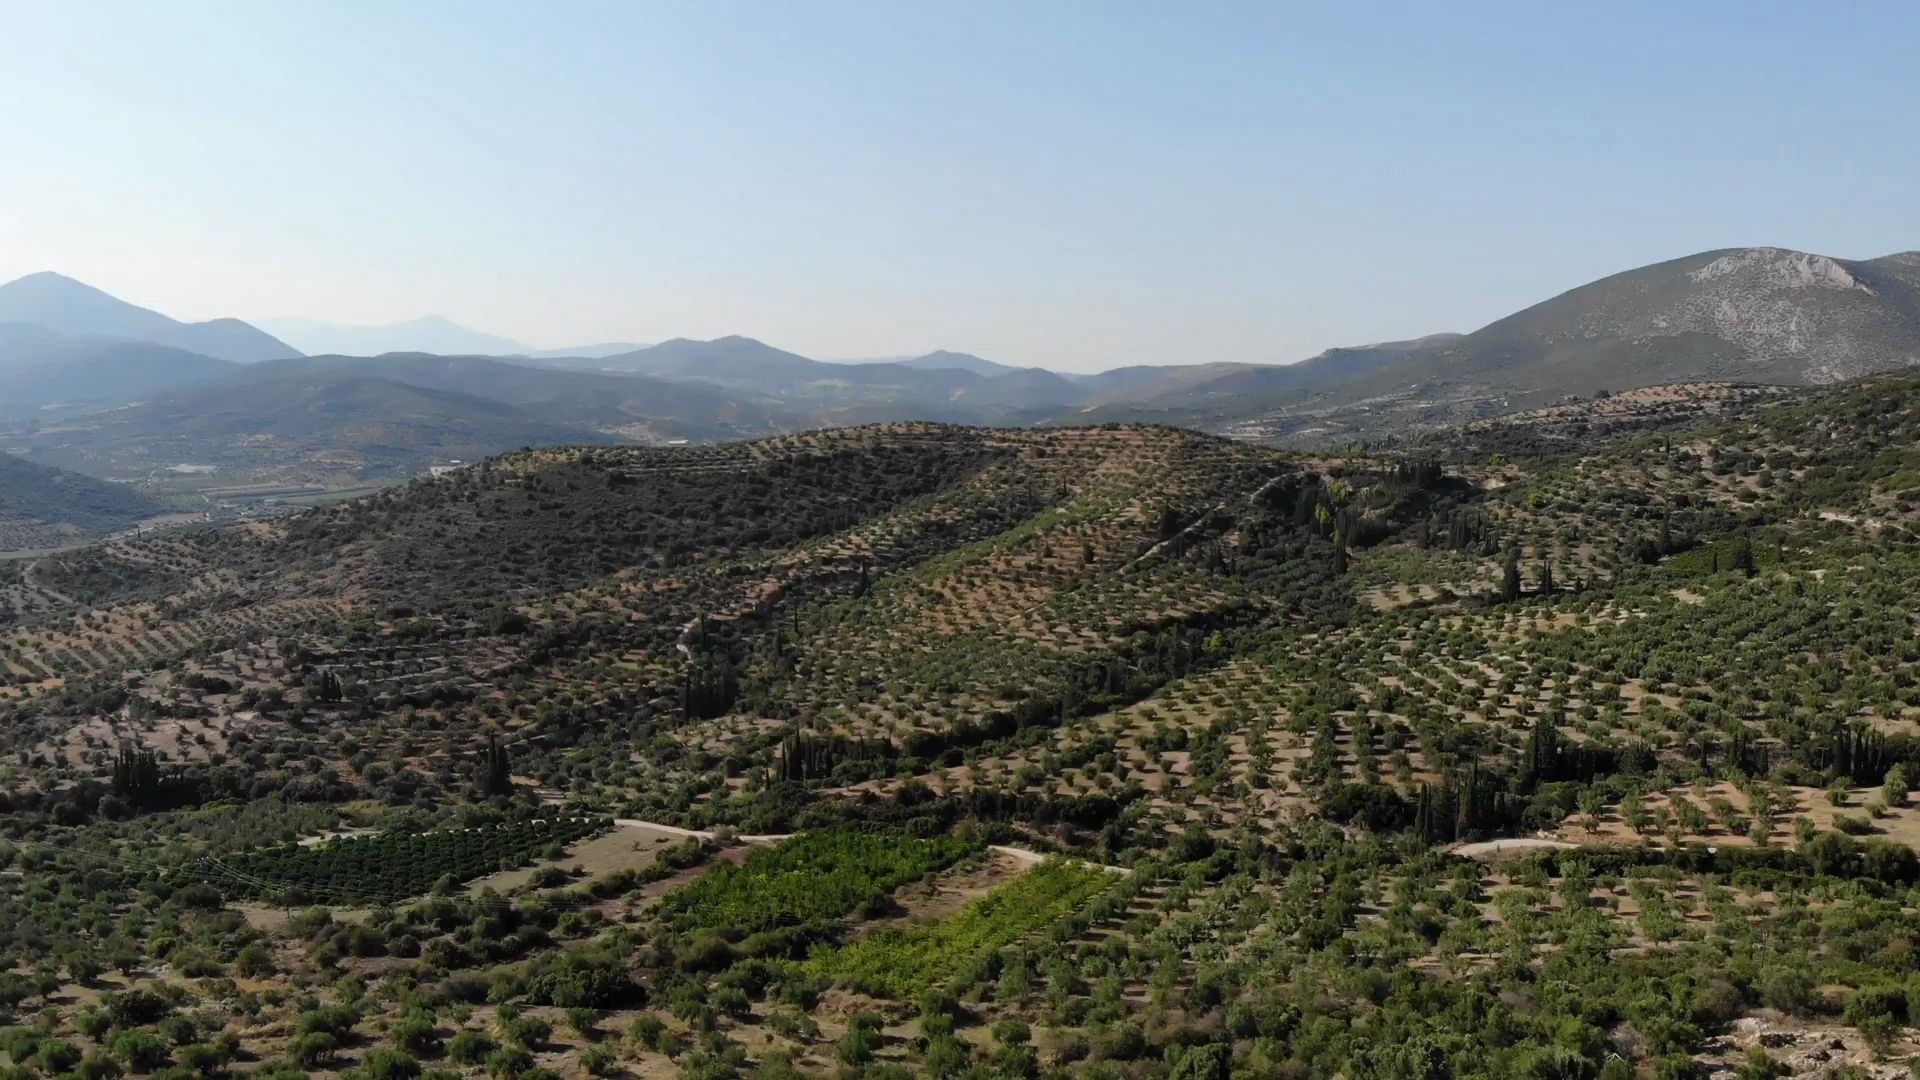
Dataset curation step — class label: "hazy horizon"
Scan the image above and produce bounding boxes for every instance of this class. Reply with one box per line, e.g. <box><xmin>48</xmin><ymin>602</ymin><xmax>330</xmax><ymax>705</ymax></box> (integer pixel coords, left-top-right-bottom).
<box><xmin>3</xmin><ymin>2</ymin><xmax>1916</xmax><ymax>373</ymax></box>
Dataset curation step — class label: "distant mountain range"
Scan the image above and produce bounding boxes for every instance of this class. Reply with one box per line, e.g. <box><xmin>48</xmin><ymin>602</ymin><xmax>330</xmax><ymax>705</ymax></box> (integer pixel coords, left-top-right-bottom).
<box><xmin>213</xmin><ymin>353</ymin><xmax>793</xmax><ymax>438</ymax></box>
<box><xmin>257</xmin><ymin>315</ymin><xmax>651</xmax><ymax>362</ymax></box>
<box><xmin>834</xmin><ymin>350</ymin><xmax>1038</xmax><ymax>378</ymax></box>
<box><xmin>0</xmin><ymin>271</ymin><xmax>297</xmax><ymax>363</ymax></box>
<box><xmin>3</xmin><ymin>245</ymin><xmax>1917</xmax><ymax>484</ymax></box>
<box><xmin>525</xmin><ymin>342</ymin><xmax>652</xmax><ymax>360</ymax></box>
<box><xmin>257</xmin><ymin>315</ymin><xmax>535</xmax><ymax>359</ymax></box>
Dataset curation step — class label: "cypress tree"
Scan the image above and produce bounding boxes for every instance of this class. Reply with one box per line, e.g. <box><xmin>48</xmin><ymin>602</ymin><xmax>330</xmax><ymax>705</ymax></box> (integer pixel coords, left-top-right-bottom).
<box><xmin>482</xmin><ymin>736</ymin><xmax>512</xmax><ymax>796</ymax></box>
<box><xmin>1731</xmin><ymin>537</ymin><xmax>1757</xmax><ymax>577</ymax></box>
<box><xmin>112</xmin><ymin>744</ymin><xmax>164</xmax><ymax>807</ymax></box>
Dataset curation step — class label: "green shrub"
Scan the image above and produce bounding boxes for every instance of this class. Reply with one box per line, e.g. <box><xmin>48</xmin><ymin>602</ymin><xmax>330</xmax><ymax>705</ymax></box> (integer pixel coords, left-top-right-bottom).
<box><xmin>362</xmin><ymin>1048</ymin><xmax>422</xmax><ymax>1080</ymax></box>
<box><xmin>485</xmin><ymin>1046</ymin><xmax>533</xmax><ymax>1079</ymax></box>
<box><xmin>35</xmin><ymin>1038</ymin><xmax>82</xmax><ymax>1074</ymax></box>
<box><xmin>291</xmin><ymin>1032</ymin><xmax>340</xmax><ymax>1068</ymax></box>
<box><xmin>445</xmin><ymin>1031</ymin><xmax>495</xmax><ymax>1066</ymax></box>
<box><xmin>579</xmin><ymin>1047</ymin><xmax>617</xmax><ymax>1077</ymax></box>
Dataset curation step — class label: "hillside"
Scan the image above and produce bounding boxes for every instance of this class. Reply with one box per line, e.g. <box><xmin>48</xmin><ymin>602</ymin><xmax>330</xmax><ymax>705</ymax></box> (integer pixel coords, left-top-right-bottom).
<box><xmin>601</xmin><ymin>335</ymin><xmax>824</xmax><ymax>383</ymax></box>
<box><xmin>3</xmin><ymin>356</ymin><xmax>804</xmax><ymax>488</ymax></box>
<box><xmin>0</xmin><ymin>453</ymin><xmax>159</xmax><ymax>552</ymax></box>
<box><xmin>598</xmin><ymin>336</ymin><xmax>1079</xmax><ymax>416</ymax></box>
<box><xmin>893</xmin><ymin>350</ymin><xmax>1027</xmax><ymax>376</ymax></box>
<box><xmin>15</xmin><ymin>373</ymin><xmax>624</xmax><ymax>485</ymax></box>
<box><xmin>1172</xmin><ymin>246</ymin><xmax>1920</xmax><ymax>443</ymax></box>
<box><xmin>7</xmin><ymin>377</ymin><xmax>1920</xmax><ymax>1074</ymax></box>
<box><xmin>1440</xmin><ymin>247</ymin><xmax>1920</xmax><ymax>385</ymax></box>
<box><xmin>8</xmin><ymin>374</ymin><xmax>1920</xmax><ymax>1073</ymax></box>
<box><xmin>0</xmin><ymin>271</ymin><xmax>298</xmax><ymax>363</ymax></box>
<box><xmin>232</xmin><ymin>353</ymin><xmax>800</xmax><ymax>438</ymax></box>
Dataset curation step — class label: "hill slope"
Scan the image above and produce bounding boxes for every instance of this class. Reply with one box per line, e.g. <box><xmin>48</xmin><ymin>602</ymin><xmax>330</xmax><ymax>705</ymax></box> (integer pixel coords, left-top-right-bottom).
<box><xmin>0</xmin><ymin>453</ymin><xmax>159</xmax><ymax>550</ymax></box>
<box><xmin>1444</xmin><ymin>246</ymin><xmax>1920</xmax><ymax>386</ymax></box>
<box><xmin>2</xmin><ymin>354</ymin><xmax>804</xmax><ymax>486</ymax></box>
<box><xmin>233</xmin><ymin>353</ymin><xmax>799</xmax><ymax>438</ymax></box>
<box><xmin>601</xmin><ymin>336</ymin><xmax>1081</xmax><ymax>417</ymax></box>
<box><xmin>12</xmin><ymin>378</ymin><xmax>1920</xmax><ymax>1076</ymax></box>
<box><xmin>1146</xmin><ymin>246</ymin><xmax>1920</xmax><ymax>444</ymax></box>
<box><xmin>893</xmin><ymin>350</ymin><xmax>1027</xmax><ymax>377</ymax></box>
<box><xmin>601</xmin><ymin>336</ymin><xmax>834</xmax><ymax>385</ymax></box>
<box><xmin>18</xmin><ymin>373</ymin><xmax>621</xmax><ymax>483</ymax></box>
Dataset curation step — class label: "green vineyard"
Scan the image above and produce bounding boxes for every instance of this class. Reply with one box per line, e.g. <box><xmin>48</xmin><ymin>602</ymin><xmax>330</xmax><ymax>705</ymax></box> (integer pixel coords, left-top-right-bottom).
<box><xmin>660</xmin><ymin>828</ymin><xmax>978</xmax><ymax>932</ymax></box>
<box><xmin>806</xmin><ymin>859</ymin><xmax>1112</xmax><ymax>996</ymax></box>
<box><xmin>175</xmin><ymin>817</ymin><xmax>609</xmax><ymax>904</ymax></box>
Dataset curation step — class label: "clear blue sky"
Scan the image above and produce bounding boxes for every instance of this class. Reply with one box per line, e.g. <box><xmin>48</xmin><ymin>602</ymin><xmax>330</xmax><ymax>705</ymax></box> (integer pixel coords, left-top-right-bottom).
<box><xmin>2</xmin><ymin>2</ymin><xmax>1915</xmax><ymax>371</ymax></box>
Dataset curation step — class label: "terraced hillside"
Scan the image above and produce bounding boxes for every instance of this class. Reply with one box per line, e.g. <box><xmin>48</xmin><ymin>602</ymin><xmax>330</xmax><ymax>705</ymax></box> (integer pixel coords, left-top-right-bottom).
<box><xmin>7</xmin><ymin>379</ymin><xmax>1920</xmax><ymax>1077</ymax></box>
<box><xmin>1</xmin><ymin>423</ymin><xmax>1345</xmax><ymax>809</ymax></box>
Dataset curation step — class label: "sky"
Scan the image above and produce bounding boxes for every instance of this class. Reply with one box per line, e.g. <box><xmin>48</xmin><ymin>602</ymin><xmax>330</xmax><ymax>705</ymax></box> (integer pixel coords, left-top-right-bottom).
<box><xmin>2</xmin><ymin>2</ymin><xmax>1916</xmax><ymax>372</ymax></box>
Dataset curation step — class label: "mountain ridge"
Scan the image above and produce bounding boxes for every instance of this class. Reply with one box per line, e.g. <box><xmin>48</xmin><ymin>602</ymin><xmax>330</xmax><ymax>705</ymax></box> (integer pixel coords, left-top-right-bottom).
<box><xmin>8</xmin><ymin>245</ymin><xmax>1920</xmax><ymax>471</ymax></box>
<box><xmin>0</xmin><ymin>271</ymin><xmax>298</xmax><ymax>363</ymax></box>
<box><xmin>258</xmin><ymin>316</ymin><xmax>652</xmax><ymax>362</ymax></box>
<box><xmin>256</xmin><ymin>314</ymin><xmax>535</xmax><ymax>358</ymax></box>
<box><xmin>890</xmin><ymin>350</ymin><xmax>1031</xmax><ymax>377</ymax></box>
<box><xmin>1107</xmin><ymin>245</ymin><xmax>1920</xmax><ymax>443</ymax></box>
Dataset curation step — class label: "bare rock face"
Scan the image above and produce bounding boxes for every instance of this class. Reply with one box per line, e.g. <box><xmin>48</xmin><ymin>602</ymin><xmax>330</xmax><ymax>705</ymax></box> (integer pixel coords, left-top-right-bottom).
<box><xmin>1687</xmin><ymin>248</ymin><xmax>1871</xmax><ymax>292</ymax></box>
<box><xmin>1660</xmin><ymin>248</ymin><xmax>1919</xmax><ymax>382</ymax></box>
